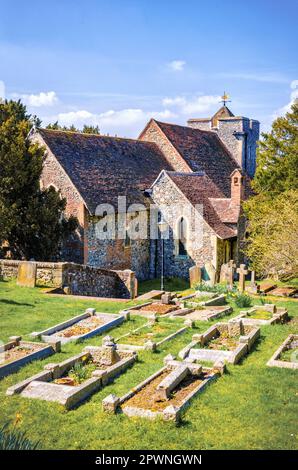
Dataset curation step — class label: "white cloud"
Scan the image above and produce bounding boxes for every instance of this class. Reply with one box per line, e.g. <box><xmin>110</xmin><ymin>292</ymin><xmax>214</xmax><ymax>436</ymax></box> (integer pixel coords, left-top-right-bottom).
<box><xmin>45</xmin><ymin>108</ymin><xmax>177</xmax><ymax>137</ymax></box>
<box><xmin>162</xmin><ymin>94</ymin><xmax>220</xmax><ymax>115</ymax></box>
<box><xmin>273</xmin><ymin>79</ymin><xmax>298</xmax><ymax>118</ymax></box>
<box><xmin>0</xmin><ymin>80</ymin><xmax>5</xmax><ymax>100</ymax></box>
<box><xmin>168</xmin><ymin>60</ymin><xmax>186</xmax><ymax>72</ymax></box>
<box><xmin>13</xmin><ymin>91</ymin><xmax>58</xmax><ymax>107</ymax></box>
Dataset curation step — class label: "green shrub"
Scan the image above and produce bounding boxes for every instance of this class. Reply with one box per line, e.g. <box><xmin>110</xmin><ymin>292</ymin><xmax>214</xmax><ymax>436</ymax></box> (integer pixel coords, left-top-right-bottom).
<box><xmin>195</xmin><ymin>282</ymin><xmax>237</xmax><ymax>296</ymax></box>
<box><xmin>0</xmin><ymin>423</ymin><xmax>39</xmax><ymax>450</ymax></box>
<box><xmin>234</xmin><ymin>293</ymin><xmax>253</xmax><ymax>308</ymax></box>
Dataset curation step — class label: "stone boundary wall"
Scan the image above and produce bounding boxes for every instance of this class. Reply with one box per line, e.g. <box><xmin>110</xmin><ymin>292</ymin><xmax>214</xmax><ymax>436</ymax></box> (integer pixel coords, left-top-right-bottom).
<box><xmin>0</xmin><ymin>260</ymin><xmax>136</xmax><ymax>299</ymax></box>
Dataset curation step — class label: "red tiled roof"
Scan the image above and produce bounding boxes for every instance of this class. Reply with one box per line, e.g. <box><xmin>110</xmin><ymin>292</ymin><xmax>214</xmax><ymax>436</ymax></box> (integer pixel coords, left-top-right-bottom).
<box><xmin>39</xmin><ymin>129</ymin><xmax>173</xmax><ymax>214</ymax></box>
<box><xmin>164</xmin><ymin>171</ymin><xmax>237</xmax><ymax>239</ymax></box>
<box><xmin>209</xmin><ymin>198</ymin><xmax>240</xmax><ymax>224</ymax></box>
<box><xmin>153</xmin><ymin>120</ymin><xmax>240</xmax><ymax>197</ymax></box>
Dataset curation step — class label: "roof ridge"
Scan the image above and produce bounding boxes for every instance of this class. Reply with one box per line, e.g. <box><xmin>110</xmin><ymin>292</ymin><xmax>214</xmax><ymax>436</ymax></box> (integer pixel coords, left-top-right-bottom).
<box><xmin>154</xmin><ymin>119</ymin><xmax>215</xmax><ymax>135</ymax></box>
<box><xmin>39</xmin><ymin>128</ymin><xmax>148</xmax><ymax>144</ymax></box>
<box><xmin>165</xmin><ymin>170</ymin><xmax>206</xmax><ymax>177</ymax></box>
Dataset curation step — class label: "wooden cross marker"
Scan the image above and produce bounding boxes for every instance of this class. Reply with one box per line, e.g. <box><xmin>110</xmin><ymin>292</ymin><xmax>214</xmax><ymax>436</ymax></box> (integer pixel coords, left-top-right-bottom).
<box><xmin>236</xmin><ymin>264</ymin><xmax>248</xmax><ymax>292</ymax></box>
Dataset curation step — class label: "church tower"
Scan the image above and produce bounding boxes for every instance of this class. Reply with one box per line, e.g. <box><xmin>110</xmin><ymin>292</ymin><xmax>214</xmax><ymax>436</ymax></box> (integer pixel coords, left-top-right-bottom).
<box><xmin>187</xmin><ymin>93</ymin><xmax>260</xmax><ymax>177</ymax></box>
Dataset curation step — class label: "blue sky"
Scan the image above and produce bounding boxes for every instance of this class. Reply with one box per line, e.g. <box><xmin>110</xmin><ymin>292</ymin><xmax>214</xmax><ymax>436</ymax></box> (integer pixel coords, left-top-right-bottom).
<box><xmin>0</xmin><ymin>0</ymin><xmax>297</xmax><ymax>136</ymax></box>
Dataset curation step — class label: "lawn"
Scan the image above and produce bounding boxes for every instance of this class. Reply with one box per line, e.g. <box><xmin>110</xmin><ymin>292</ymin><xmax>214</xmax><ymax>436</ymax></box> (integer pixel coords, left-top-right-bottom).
<box><xmin>0</xmin><ymin>279</ymin><xmax>297</xmax><ymax>450</ymax></box>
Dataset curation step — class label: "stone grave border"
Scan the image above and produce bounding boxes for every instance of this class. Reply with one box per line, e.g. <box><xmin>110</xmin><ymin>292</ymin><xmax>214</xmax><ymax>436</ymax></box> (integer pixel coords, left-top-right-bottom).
<box><xmin>0</xmin><ymin>336</ymin><xmax>60</xmax><ymax>379</ymax></box>
<box><xmin>234</xmin><ymin>304</ymin><xmax>288</xmax><ymax>326</ymax></box>
<box><xmin>170</xmin><ymin>296</ymin><xmax>232</xmax><ymax>322</ymax></box>
<box><xmin>267</xmin><ymin>334</ymin><xmax>298</xmax><ymax>370</ymax></box>
<box><xmin>7</xmin><ymin>346</ymin><xmax>137</xmax><ymax>409</ymax></box>
<box><xmin>178</xmin><ymin>320</ymin><xmax>260</xmax><ymax>365</ymax></box>
<box><xmin>30</xmin><ymin>308</ymin><xmax>127</xmax><ymax>344</ymax></box>
<box><xmin>176</xmin><ymin>291</ymin><xmax>217</xmax><ymax>303</ymax></box>
<box><xmin>120</xmin><ymin>302</ymin><xmax>192</xmax><ymax>319</ymax></box>
<box><xmin>102</xmin><ymin>357</ymin><xmax>221</xmax><ymax>423</ymax></box>
<box><xmin>115</xmin><ymin>318</ymin><xmax>193</xmax><ymax>352</ymax></box>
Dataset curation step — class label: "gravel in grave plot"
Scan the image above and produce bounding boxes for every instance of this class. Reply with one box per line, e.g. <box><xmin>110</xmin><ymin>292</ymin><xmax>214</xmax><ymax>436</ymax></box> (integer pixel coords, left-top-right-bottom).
<box><xmin>55</xmin><ymin>317</ymin><xmax>105</xmax><ymax>338</ymax></box>
<box><xmin>138</xmin><ymin>304</ymin><xmax>178</xmax><ymax>315</ymax></box>
<box><xmin>118</xmin><ymin>321</ymin><xmax>181</xmax><ymax>346</ymax></box>
<box><xmin>247</xmin><ymin>310</ymin><xmax>273</xmax><ymax>320</ymax></box>
<box><xmin>2</xmin><ymin>343</ymin><xmax>46</xmax><ymax>365</ymax></box>
<box><xmin>280</xmin><ymin>340</ymin><xmax>298</xmax><ymax>362</ymax></box>
<box><xmin>203</xmin><ymin>333</ymin><xmax>240</xmax><ymax>351</ymax></box>
<box><xmin>123</xmin><ymin>370</ymin><xmax>211</xmax><ymax>412</ymax></box>
<box><xmin>53</xmin><ymin>351</ymin><xmax>132</xmax><ymax>386</ymax></box>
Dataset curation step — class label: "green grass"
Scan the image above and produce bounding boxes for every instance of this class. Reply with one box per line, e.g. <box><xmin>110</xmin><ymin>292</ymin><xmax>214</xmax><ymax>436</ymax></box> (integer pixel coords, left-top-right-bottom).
<box><xmin>0</xmin><ymin>280</ymin><xmax>298</xmax><ymax>450</ymax></box>
<box><xmin>138</xmin><ymin>277</ymin><xmax>189</xmax><ymax>295</ymax></box>
<box><xmin>116</xmin><ymin>318</ymin><xmax>185</xmax><ymax>345</ymax></box>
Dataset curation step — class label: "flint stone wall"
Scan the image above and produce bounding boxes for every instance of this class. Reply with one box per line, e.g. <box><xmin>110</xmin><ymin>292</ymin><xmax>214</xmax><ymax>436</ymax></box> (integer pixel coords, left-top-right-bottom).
<box><xmin>0</xmin><ymin>259</ymin><xmax>136</xmax><ymax>299</ymax></box>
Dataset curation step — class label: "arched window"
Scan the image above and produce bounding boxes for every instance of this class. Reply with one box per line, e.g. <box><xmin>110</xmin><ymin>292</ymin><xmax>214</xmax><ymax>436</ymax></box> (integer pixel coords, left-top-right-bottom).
<box><xmin>178</xmin><ymin>217</ymin><xmax>187</xmax><ymax>256</ymax></box>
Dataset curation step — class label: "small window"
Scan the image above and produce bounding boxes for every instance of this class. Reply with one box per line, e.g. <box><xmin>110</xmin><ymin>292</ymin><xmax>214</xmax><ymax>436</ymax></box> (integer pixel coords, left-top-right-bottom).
<box><xmin>178</xmin><ymin>217</ymin><xmax>187</xmax><ymax>256</ymax></box>
<box><xmin>234</xmin><ymin>177</ymin><xmax>239</xmax><ymax>185</ymax></box>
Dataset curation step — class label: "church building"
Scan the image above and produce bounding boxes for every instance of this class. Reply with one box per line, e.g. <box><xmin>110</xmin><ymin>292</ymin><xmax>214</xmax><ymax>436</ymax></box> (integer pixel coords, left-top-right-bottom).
<box><xmin>34</xmin><ymin>101</ymin><xmax>259</xmax><ymax>282</ymax></box>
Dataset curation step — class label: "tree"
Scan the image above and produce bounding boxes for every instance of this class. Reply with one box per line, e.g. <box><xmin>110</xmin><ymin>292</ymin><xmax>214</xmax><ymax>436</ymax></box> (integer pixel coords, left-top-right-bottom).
<box><xmin>244</xmin><ymin>102</ymin><xmax>298</xmax><ymax>279</ymax></box>
<box><xmin>46</xmin><ymin>122</ymin><xmax>79</xmax><ymax>132</ymax></box>
<box><xmin>251</xmin><ymin>102</ymin><xmax>298</xmax><ymax>195</ymax></box>
<box><xmin>46</xmin><ymin>122</ymin><xmax>100</xmax><ymax>134</ymax></box>
<box><xmin>0</xmin><ymin>99</ymin><xmax>78</xmax><ymax>260</ymax></box>
<box><xmin>82</xmin><ymin>125</ymin><xmax>100</xmax><ymax>134</ymax></box>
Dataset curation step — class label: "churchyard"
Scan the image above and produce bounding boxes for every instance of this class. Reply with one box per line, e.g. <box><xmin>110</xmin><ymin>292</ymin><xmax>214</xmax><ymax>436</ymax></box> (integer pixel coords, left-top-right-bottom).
<box><xmin>0</xmin><ymin>277</ymin><xmax>297</xmax><ymax>449</ymax></box>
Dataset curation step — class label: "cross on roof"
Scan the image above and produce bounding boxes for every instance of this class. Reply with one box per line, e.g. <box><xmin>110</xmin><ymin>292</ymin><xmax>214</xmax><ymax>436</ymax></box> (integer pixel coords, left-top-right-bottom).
<box><xmin>220</xmin><ymin>91</ymin><xmax>231</xmax><ymax>107</ymax></box>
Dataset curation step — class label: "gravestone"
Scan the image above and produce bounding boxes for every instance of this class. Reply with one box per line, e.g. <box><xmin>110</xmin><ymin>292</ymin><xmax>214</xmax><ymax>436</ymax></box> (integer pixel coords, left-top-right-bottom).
<box><xmin>204</xmin><ymin>262</ymin><xmax>216</xmax><ymax>287</ymax></box>
<box><xmin>219</xmin><ymin>263</ymin><xmax>229</xmax><ymax>284</ymax></box>
<box><xmin>236</xmin><ymin>264</ymin><xmax>248</xmax><ymax>293</ymax></box>
<box><xmin>189</xmin><ymin>265</ymin><xmax>201</xmax><ymax>287</ymax></box>
<box><xmin>17</xmin><ymin>261</ymin><xmax>37</xmax><ymax>288</ymax></box>
<box><xmin>227</xmin><ymin>260</ymin><xmax>236</xmax><ymax>289</ymax></box>
<box><xmin>246</xmin><ymin>270</ymin><xmax>259</xmax><ymax>294</ymax></box>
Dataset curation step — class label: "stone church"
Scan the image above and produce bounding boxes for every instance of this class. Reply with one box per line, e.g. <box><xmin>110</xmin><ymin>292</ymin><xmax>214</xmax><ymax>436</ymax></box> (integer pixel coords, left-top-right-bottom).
<box><xmin>34</xmin><ymin>103</ymin><xmax>259</xmax><ymax>281</ymax></box>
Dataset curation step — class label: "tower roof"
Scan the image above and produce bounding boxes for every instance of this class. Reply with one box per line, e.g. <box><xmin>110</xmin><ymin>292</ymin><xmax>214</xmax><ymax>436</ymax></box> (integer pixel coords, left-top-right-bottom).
<box><xmin>211</xmin><ymin>105</ymin><xmax>234</xmax><ymax>127</ymax></box>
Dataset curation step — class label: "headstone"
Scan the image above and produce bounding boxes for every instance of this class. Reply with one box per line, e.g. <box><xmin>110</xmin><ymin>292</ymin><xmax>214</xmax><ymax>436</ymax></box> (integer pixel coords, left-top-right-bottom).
<box><xmin>96</xmin><ymin>338</ymin><xmax>120</xmax><ymax>365</ymax></box>
<box><xmin>17</xmin><ymin>261</ymin><xmax>37</xmax><ymax>288</ymax></box>
<box><xmin>155</xmin><ymin>364</ymin><xmax>190</xmax><ymax>401</ymax></box>
<box><xmin>189</xmin><ymin>265</ymin><xmax>201</xmax><ymax>287</ymax></box>
<box><xmin>102</xmin><ymin>394</ymin><xmax>120</xmax><ymax>413</ymax></box>
<box><xmin>220</xmin><ymin>261</ymin><xmax>236</xmax><ymax>286</ymax></box>
<box><xmin>219</xmin><ymin>263</ymin><xmax>229</xmax><ymax>284</ymax></box>
<box><xmin>246</xmin><ymin>269</ymin><xmax>259</xmax><ymax>294</ymax></box>
<box><xmin>204</xmin><ymin>262</ymin><xmax>216</xmax><ymax>287</ymax></box>
<box><xmin>227</xmin><ymin>260</ymin><xmax>236</xmax><ymax>289</ymax></box>
<box><xmin>236</xmin><ymin>264</ymin><xmax>248</xmax><ymax>292</ymax></box>
<box><xmin>161</xmin><ymin>292</ymin><xmax>172</xmax><ymax>304</ymax></box>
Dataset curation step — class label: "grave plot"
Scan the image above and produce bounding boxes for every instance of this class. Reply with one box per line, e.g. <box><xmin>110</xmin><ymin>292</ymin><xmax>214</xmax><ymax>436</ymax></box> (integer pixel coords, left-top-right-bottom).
<box><xmin>6</xmin><ymin>337</ymin><xmax>137</xmax><ymax>409</ymax></box>
<box><xmin>259</xmin><ymin>281</ymin><xmax>277</xmax><ymax>294</ymax></box>
<box><xmin>102</xmin><ymin>356</ymin><xmax>222</xmax><ymax>422</ymax></box>
<box><xmin>30</xmin><ymin>308</ymin><xmax>126</xmax><ymax>344</ymax></box>
<box><xmin>267</xmin><ymin>287</ymin><xmax>298</xmax><ymax>298</ymax></box>
<box><xmin>120</xmin><ymin>301</ymin><xmax>191</xmax><ymax>319</ymax></box>
<box><xmin>115</xmin><ymin>317</ymin><xmax>192</xmax><ymax>352</ymax></box>
<box><xmin>267</xmin><ymin>334</ymin><xmax>298</xmax><ymax>370</ymax></box>
<box><xmin>0</xmin><ymin>336</ymin><xmax>60</xmax><ymax>379</ymax></box>
<box><xmin>175</xmin><ymin>290</ymin><xmax>217</xmax><ymax>303</ymax></box>
<box><xmin>174</xmin><ymin>305</ymin><xmax>232</xmax><ymax>322</ymax></box>
<box><xmin>234</xmin><ymin>304</ymin><xmax>288</xmax><ymax>326</ymax></box>
<box><xmin>171</xmin><ymin>295</ymin><xmax>232</xmax><ymax>322</ymax></box>
<box><xmin>179</xmin><ymin>319</ymin><xmax>260</xmax><ymax>365</ymax></box>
